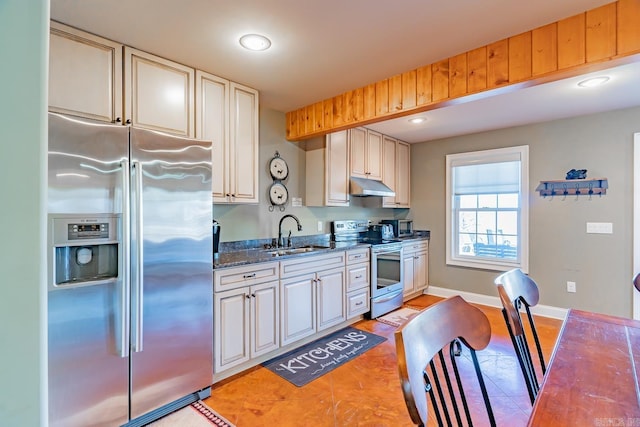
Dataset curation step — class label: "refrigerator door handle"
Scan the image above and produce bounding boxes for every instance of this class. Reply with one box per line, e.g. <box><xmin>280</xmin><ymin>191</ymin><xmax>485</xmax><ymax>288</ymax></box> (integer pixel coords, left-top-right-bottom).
<box><xmin>132</xmin><ymin>161</ymin><xmax>144</xmax><ymax>353</ymax></box>
<box><xmin>120</xmin><ymin>160</ymin><xmax>131</xmax><ymax>358</ymax></box>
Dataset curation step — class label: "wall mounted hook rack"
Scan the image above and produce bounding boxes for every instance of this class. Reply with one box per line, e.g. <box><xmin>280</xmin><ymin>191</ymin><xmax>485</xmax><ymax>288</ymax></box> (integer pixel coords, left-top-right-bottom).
<box><xmin>535</xmin><ymin>178</ymin><xmax>608</xmax><ymax>198</ymax></box>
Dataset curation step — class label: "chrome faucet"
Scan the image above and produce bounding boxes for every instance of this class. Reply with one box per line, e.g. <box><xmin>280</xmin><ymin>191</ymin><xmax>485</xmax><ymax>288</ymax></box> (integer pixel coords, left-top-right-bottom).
<box><xmin>278</xmin><ymin>214</ymin><xmax>302</xmax><ymax>247</ymax></box>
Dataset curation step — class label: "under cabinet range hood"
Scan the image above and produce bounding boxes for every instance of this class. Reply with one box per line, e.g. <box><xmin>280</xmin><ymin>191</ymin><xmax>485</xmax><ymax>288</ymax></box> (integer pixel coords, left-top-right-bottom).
<box><xmin>349</xmin><ymin>176</ymin><xmax>396</xmax><ymax>197</ymax></box>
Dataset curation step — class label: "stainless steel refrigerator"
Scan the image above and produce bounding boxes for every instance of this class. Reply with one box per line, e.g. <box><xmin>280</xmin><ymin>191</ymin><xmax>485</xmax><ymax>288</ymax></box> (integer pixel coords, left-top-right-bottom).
<box><xmin>47</xmin><ymin>112</ymin><xmax>213</xmax><ymax>427</ymax></box>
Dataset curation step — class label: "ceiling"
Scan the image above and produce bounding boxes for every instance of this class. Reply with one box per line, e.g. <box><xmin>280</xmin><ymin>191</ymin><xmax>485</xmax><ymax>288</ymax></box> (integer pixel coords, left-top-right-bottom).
<box><xmin>50</xmin><ymin>0</ymin><xmax>640</xmax><ymax>143</ymax></box>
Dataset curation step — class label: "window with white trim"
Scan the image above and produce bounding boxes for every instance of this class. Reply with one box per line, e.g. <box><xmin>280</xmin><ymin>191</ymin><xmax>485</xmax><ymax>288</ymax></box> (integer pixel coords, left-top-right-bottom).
<box><xmin>446</xmin><ymin>146</ymin><xmax>529</xmax><ymax>272</ymax></box>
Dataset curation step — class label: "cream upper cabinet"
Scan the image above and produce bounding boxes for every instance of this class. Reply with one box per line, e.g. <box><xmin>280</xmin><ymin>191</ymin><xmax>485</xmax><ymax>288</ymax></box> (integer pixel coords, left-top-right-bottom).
<box><xmin>382</xmin><ymin>137</ymin><xmax>411</xmax><ymax>208</ymax></box>
<box><xmin>382</xmin><ymin>136</ymin><xmax>398</xmax><ymax>207</ymax></box>
<box><xmin>305</xmin><ymin>130</ymin><xmax>350</xmax><ymax>207</ymax></box>
<box><xmin>49</xmin><ymin>21</ymin><xmax>122</xmax><ymax>123</ymax></box>
<box><xmin>228</xmin><ymin>82</ymin><xmax>259</xmax><ymax>203</ymax></box>
<box><xmin>196</xmin><ymin>71</ymin><xmax>230</xmax><ymax>202</ymax></box>
<box><xmin>124</xmin><ymin>46</ymin><xmax>195</xmax><ymax>137</ymax></box>
<box><xmin>349</xmin><ymin>127</ymin><xmax>383</xmax><ymax>180</ymax></box>
<box><xmin>195</xmin><ymin>73</ymin><xmax>259</xmax><ymax>204</ymax></box>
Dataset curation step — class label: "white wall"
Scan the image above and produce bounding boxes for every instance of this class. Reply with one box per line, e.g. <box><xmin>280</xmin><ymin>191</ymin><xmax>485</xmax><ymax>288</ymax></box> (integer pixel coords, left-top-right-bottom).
<box><xmin>0</xmin><ymin>0</ymin><xmax>49</xmax><ymax>425</ymax></box>
<box><xmin>411</xmin><ymin>106</ymin><xmax>640</xmax><ymax>318</ymax></box>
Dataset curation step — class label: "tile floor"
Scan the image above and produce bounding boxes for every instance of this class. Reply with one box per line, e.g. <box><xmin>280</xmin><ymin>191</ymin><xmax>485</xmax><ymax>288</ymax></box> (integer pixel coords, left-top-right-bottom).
<box><xmin>205</xmin><ymin>294</ymin><xmax>562</xmax><ymax>426</ymax></box>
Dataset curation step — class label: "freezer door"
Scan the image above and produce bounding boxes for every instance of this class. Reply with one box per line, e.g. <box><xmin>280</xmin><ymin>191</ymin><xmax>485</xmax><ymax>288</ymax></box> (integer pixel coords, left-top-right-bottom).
<box><xmin>47</xmin><ymin>113</ymin><xmax>130</xmax><ymax>427</ymax></box>
<box><xmin>129</xmin><ymin>127</ymin><xmax>213</xmax><ymax>419</ymax></box>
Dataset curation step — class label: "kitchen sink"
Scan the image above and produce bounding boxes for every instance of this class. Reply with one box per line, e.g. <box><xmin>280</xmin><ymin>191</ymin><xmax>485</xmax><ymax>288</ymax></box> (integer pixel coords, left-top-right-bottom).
<box><xmin>267</xmin><ymin>245</ymin><xmax>331</xmax><ymax>257</ymax></box>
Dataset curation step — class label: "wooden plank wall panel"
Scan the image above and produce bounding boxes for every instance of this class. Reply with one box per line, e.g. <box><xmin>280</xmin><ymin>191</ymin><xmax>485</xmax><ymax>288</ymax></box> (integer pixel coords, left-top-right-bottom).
<box><xmin>532</xmin><ymin>23</ymin><xmax>558</xmax><ymax>75</ymax></box>
<box><xmin>314</xmin><ymin>101</ymin><xmax>323</xmax><ymax>131</ymax></box>
<box><xmin>450</xmin><ymin>53</ymin><xmax>468</xmax><ymax>97</ymax></box>
<box><xmin>375</xmin><ymin>79</ymin><xmax>389</xmax><ymax>116</ymax></box>
<box><xmin>558</xmin><ymin>14</ymin><xmax>586</xmax><ymax>69</ymax></box>
<box><xmin>586</xmin><ymin>3</ymin><xmax>617</xmax><ymax>62</ymax></box>
<box><xmin>618</xmin><ymin>0</ymin><xmax>640</xmax><ymax>54</ymax></box>
<box><xmin>332</xmin><ymin>95</ymin><xmax>344</xmax><ymax>127</ymax></box>
<box><xmin>468</xmin><ymin>47</ymin><xmax>487</xmax><ymax>92</ymax></box>
<box><xmin>286</xmin><ymin>111</ymin><xmax>296</xmax><ymax>140</ymax></box>
<box><xmin>416</xmin><ymin>64</ymin><xmax>432</xmax><ymax>105</ymax></box>
<box><xmin>487</xmin><ymin>39</ymin><xmax>509</xmax><ymax>87</ymax></box>
<box><xmin>363</xmin><ymin>84</ymin><xmax>376</xmax><ymax>120</ymax></box>
<box><xmin>287</xmin><ymin>0</ymin><xmax>640</xmax><ymax>140</ymax></box>
<box><xmin>402</xmin><ymin>70</ymin><xmax>417</xmax><ymax>109</ymax></box>
<box><xmin>323</xmin><ymin>99</ymin><xmax>333</xmax><ymax>130</ymax></box>
<box><xmin>432</xmin><ymin>59</ymin><xmax>450</xmax><ymax>101</ymax></box>
<box><xmin>509</xmin><ymin>32</ymin><xmax>532</xmax><ymax>82</ymax></box>
<box><xmin>389</xmin><ymin>74</ymin><xmax>403</xmax><ymax>112</ymax></box>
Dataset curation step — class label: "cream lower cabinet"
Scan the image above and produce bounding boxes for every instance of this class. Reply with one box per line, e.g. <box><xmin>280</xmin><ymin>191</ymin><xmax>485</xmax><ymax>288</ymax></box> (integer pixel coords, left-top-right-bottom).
<box><xmin>196</xmin><ymin>73</ymin><xmax>259</xmax><ymax>203</ymax></box>
<box><xmin>346</xmin><ymin>248</ymin><xmax>370</xmax><ymax>319</ymax></box>
<box><xmin>213</xmin><ymin>262</ymin><xmax>279</xmax><ymax>373</ymax></box>
<box><xmin>49</xmin><ymin>21</ymin><xmax>123</xmax><ymax>123</ymax></box>
<box><xmin>124</xmin><ymin>46</ymin><xmax>195</xmax><ymax>137</ymax></box>
<box><xmin>402</xmin><ymin>240</ymin><xmax>429</xmax><ymax>297</ymax></box>
<box><xmin>280</xmin><ymin>252</ymin><xmax>347</xmax><ymax>346</ymax></box>
<box><xmin>305</xmin><ymin>130</ymin><xmax>350</xmax><ymax>207</ymax></box>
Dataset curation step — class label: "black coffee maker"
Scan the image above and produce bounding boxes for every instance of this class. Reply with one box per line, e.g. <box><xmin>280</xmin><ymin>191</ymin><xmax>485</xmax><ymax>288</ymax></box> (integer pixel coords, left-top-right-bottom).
<box><xmin>213</xmin><ymin>219</ymin><xmax>221</xmax><ymax>257</ymax></box>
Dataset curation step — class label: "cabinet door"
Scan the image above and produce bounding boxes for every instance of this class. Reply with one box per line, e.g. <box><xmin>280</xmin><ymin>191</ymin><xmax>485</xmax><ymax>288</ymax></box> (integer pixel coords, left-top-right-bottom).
<box><xmin>229</xmin><ymin>82</ymin><xmax>259</xmax><ymax>203</ymax></box>
<box><xmin>396</xmin><ymin>141</ymin><xmax>411</xmax><ymax>207</ymax></box>
<box><xmin>366</xmin><ymin>129</ymin><xmax>383</xmax><ymax>180</ymax></box>
<box><xmin>326</xmin><ymin>130</ymin><xmax>350</xmax><ymax>206</ymax></box>
<box><xmin>349</xmin><ymin>127</ymin><xmax>367</xmax><ymax>178</ymax></box>
<box><xmin>196</xmin><ymin>70</ymin><xmax>229</xmax><ymax>202</ymax></box>
<box><xmin>49</xmin><ymin>21</ymin><xmax>122</xmax><ymax>123</ymax></box>
<box><xmin>124</xmin><ymin>46</ymin><xmax>194</xmax><ymax>137</ymax></box>
<box><xmin>251</xmin><ymin>281</ymin><xmax>279</xmax><ymax>358</ymax></box>
<box><xmin>214</xmin><ymin>288</ymin><xmax>249</xmax><ymax>372</ymax></box>
<box><xmin>414</xmin><ymin>251</ymin><xmax>428</xmax><ymax>292</ymax></box>
<box><xmin>382</xmin><ymin>136</ymin><xmax>397</xmax><ymax>207</ymax></box>
<box><xmin>403</xmin><ymin>255</ymin><xmax>415</xmax><ymax>295</ymax></box>
<box><xmin>281</xmin><ymin>273</ymin><xmax>316</xmax><ymax>346</ymax></box>
<box><xmin>317</xmin><ymin>267</ymin><xmax>346</xmax><ymax>331</ymax></box>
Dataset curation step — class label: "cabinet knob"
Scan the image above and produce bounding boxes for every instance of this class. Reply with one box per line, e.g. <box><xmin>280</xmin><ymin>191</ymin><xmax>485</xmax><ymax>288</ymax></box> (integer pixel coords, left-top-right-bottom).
<box><xmin>115</xmin><ymin>117</ymin><xmax>122</xmax><ymax>123</ymax></box>
<box><xmin>125</xmin><ymin>119</ymin><xmax>132</xmax><ymax>125</ymax></box>
<box><xmin>245</xmin><ymin>294</ymin><xmax>250</xmax><ymax>299</ymax></box>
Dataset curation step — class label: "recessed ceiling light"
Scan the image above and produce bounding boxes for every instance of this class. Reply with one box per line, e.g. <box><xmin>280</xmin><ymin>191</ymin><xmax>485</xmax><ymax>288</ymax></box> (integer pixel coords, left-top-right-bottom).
<box><xmin>408</xmin><ymin>117</ymin><xmax>426</xmax><ymax>124</ymax></box>
<box><xmin>239</xmin><ymin>34</ymin><xmax>271</xmax><ymax>51</ymax></box>
<box><xmin>577</xmin><ymin>76</ymin><xmax>610</xmax><ymax>88</ymax></box>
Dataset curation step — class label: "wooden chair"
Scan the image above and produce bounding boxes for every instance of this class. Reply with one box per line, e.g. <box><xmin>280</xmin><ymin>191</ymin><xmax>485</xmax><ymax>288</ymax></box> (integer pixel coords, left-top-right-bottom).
<box><xmin>395</xmin><ymin>295</ymin><xmax>495</xmax><ymax>427</ymax></box>
<box><xmin>494</xmin><ymin>268</ymin><xmax>546</xmax><ymax>405</ymax></box>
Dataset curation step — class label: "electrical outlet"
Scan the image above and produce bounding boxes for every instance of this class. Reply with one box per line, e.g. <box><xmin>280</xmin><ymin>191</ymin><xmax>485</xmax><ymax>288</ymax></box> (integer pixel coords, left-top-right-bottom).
<box><xmin>317</xmin><ymin>221</ymin><xmax>323</xmax><ymax>232</ymax></box>
<box><xmin>567</xmin><ymin>281</ymin><xmax>576</xmax><ymax>293</ymax></box>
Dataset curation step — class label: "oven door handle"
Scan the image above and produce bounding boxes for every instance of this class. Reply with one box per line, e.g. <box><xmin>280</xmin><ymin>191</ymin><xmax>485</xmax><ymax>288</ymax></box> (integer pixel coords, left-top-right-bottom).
<box><xmin>373</xmin><ymin>289</ymin><xmax>403</xmax><ymax>303</ymax></box>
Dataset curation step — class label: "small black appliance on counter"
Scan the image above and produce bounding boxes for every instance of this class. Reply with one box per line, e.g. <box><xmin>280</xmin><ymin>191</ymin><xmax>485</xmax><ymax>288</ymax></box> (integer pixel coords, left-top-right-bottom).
<box><xmin>213</xmin><ymin>219</ymin><xmax>221</xmax><ymax>256</ymax></box>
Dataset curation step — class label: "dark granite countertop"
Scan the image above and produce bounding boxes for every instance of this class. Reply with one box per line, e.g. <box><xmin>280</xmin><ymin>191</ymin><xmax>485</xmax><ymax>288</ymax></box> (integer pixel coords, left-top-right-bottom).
<box><xmin>213</xmin><ymin>230</ymin><xmax>429</xmax><ymax>270</ymax></box>
<box><xmin>213</xmin><ymin>239</ymin><xmax>369</xmax><ymax>269</ymax></box>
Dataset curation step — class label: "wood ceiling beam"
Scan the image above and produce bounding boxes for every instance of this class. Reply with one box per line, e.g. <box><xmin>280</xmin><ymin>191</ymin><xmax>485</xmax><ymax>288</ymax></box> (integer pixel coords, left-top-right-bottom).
<box><xmin>286</xmin><ymin>0</ymin><xmax>640</xmax><ymax>142</ymax></box>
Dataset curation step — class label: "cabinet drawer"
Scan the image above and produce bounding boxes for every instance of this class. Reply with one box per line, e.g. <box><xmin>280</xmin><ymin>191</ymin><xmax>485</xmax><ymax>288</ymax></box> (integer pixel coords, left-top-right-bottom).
<box><xmin>402</xmin><ymin>240</ymin><xmax>428</xmax><ymax>254</ymax></box>
<box><xmin>346</xmin><ymin>248</ymin><xmax>369</xmax><ymax>264</ymax></box>
<box><xmin>347</xmin><ymin>263</ymin><xmax>369</xmax><ymax>291</ymax></box>
<box><xmin>214</xmin><ymin>261</ymin><xmax>279</xmax><ymax>292</ymax></box>
<box><xmin>347</xmin><ymin>289</ymin><xmax>370</xmax><ymax>318</ymax></box>
<box><xmin>280</xmin><ymin>251</ymin><xmax>346</xmax><ymax>278</ymax></box>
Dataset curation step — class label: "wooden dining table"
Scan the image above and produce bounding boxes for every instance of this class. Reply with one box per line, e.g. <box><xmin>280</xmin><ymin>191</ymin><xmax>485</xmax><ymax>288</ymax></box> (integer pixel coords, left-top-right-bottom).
<box><xmin>528</xmin><ymin>309</ymin><xmax>640</xmax><ymax>426</ymax></box>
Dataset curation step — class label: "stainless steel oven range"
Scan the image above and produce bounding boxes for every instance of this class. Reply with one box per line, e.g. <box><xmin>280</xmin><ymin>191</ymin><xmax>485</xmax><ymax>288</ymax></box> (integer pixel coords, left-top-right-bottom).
<box><xmin>331</xmin><ymin>220</ymin><xmax>404</xmax><ymax>318</ymax></box>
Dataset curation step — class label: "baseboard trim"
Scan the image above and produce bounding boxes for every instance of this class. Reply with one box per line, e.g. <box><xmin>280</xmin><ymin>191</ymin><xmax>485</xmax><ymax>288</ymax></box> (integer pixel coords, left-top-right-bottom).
<box><xmin>426</xmin><ymin>286</ymin><xmax>568</xmax><ymax>320</ymax></box>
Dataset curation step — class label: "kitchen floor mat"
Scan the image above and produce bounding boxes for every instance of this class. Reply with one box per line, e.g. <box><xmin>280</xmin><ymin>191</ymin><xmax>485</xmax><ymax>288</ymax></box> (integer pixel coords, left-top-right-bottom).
<box><xmin>149</xmin><ymin>400</ymin><xmax>235</xmax><ymax>426</ymax></box>
<box><xmin>262</xmin><ymin>326</ymin><xmax>386</xmax><ymax>387</ymax></box>
<box><xmin>375</xmin><ymin>306</ymin><xmax>423</xmax><ymax>328</ymax></box>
